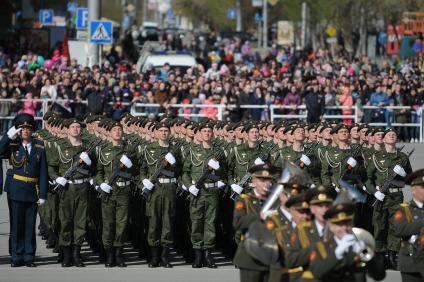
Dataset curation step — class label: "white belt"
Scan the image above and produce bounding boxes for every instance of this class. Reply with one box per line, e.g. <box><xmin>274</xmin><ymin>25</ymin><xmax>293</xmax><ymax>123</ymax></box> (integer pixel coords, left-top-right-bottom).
<box><xmin>68</xmin><ymin>178</ymin><xmax>90</xmax><ymax>184</ymax></box>
<box><xmin>158</xmin><ymin>178</ymin><xmax>177</xmax><ymax>184</ymax></box>
<box><xmin>116</xmin><ymin>181</ymin><xmax>131</xmax><ymax>187</ymax></box>
<box><xmin>204</xmin><ymin>182</ymin><xmax>218</xmax><ymax>189</ymax></box>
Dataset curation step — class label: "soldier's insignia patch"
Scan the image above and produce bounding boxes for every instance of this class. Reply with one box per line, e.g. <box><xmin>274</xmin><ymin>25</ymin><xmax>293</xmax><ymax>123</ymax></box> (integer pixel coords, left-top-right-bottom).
<box><xmin>420</xmin><ymin>235</ymin><xmax>424</xmax><ymax>245</ymax></box>
<box><xmin>290</xmin><ymin>232</ymin><xmax>297</xmax><ymax>243</ymax></box>
<box><xmin>309</xmin><ymin>250</ymin><xmax>317</xmax><ymax>262</ymax></box>
<box><xmin>235</xmin><ymin>201</ymin><xmax>244</xmax><ymax>211</ymax></box>
<box><xmin>265</xmin><ymin>220</ymin><xmax>274</xmax><ymax>231</ymax></box>
<box><xmin>394</xmin><ymin>210</ymin><xmax>403</xmax><ymax>221</ymax></box>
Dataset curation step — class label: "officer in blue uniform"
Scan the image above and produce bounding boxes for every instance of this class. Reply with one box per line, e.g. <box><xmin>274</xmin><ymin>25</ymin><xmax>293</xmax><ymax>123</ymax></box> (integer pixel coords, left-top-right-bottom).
<box><xmin>0</xmin><ymin>113</ymin><xmax>48</xmax><ymax>267</ymax></box>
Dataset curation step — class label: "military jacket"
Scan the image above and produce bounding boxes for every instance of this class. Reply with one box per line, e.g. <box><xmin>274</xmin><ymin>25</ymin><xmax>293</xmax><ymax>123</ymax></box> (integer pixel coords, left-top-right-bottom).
<box><xmin>365</xmin><ymin>148</ymin><xmax>412</xmax><ymax>195</ymax></box>
<box><xmin>391</xmin><ymin>200</ymin><xmax>424</xmax><ymax>273</ymax></box>
<box><xmin>181</xmin><ymin>143</ymin><xmax>226</xmax><ymax>190</ymax></box>
<box><xmin>227</xmin><ymin>142</ymin><xmax>270</xmax><ymax>186</ymax></box>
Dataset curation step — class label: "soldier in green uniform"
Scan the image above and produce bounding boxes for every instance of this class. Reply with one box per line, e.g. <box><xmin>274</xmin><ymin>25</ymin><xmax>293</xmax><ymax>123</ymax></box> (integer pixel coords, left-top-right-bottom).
<box><xmin>182</xmin><ymin>122</ymin><xmax>226</xmax><ymax>268</ymax></box>
<box><xmin>228</xmin><ymin>123</ymin><xmax>270</xmax><ymax>197</ymax></box>
<box><xmin>301</xmin><ymin>202</ymin><xmax>386</xmax><ymax>282</ymax></box>
<box><xmin>286</xmin><ymin>186</ymin><xmax>337</xmax><ymax>281</ymax></box>
<box><xmin>95</xmin><ymin>121</ymin><xmax>138</xmax><ymax>268</ymax></box>
<box><xmin>140</xmin><ymin>120</ymin><xmax>182</xmax><ymax>268</ymax></box>
<box><xmin>392</xmin><ymin>169</ymin><xmax>424</xmax><ymax>282</ymax></box>
<box><xmin>233</xmin><ymin>164</ymin><xmax>278</xmax><ymax>282</ymax></box>
<box><xmin>365</xmin><ymin>128</ymin><xmax>412</xmax><ymax>269</ymax></box>
<box><xmin>321</xmin><ymin>124</ymin><xmax>363</xmax><ymax>188</ymax></box>
<box><xmin>48</xmin><ymin>118</ymin><xmax>95</xmax><ymax>267</ymax></box>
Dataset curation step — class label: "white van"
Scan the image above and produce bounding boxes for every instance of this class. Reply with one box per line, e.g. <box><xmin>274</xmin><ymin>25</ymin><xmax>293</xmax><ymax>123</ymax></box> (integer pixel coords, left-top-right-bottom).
<box><xmin>136</xmin><ymin>53</ymin><xmax>197</xmax><ymax>73</ymax></box>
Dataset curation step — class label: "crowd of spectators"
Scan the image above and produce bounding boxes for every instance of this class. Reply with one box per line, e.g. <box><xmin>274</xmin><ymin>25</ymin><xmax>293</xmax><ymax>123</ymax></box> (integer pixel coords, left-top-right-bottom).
<box><xmin>0</xmin><ymin>32</ymin><xmax>423</xmax><ymax>142</ymax></box>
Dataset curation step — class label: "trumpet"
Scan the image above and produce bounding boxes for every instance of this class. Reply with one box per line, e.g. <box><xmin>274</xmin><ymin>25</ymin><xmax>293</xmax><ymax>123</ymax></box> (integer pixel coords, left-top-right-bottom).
<box><xmin>351</xmin><ymin>227</ymin><xmax>375</xmax><ymax>262</ymax></box>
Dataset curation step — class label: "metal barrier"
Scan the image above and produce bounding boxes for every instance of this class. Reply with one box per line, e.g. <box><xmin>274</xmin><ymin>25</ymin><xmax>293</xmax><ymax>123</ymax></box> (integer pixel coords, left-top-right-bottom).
<box><xmin>0</xmin><ymin>99</ymin><xmax>421</xmax><ymax>142</ymax></box>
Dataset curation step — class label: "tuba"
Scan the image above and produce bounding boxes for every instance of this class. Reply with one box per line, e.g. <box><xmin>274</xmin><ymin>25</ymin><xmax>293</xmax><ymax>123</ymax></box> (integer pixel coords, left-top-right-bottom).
<box><xmin>351</xmin><ymin>227</ymin><xmax>375</xmax><ymax>262</ymax></box>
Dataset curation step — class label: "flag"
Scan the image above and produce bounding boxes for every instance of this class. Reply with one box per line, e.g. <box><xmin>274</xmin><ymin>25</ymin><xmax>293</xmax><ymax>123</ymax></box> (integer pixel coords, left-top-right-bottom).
<box><xmin>62</xmin><ymin>31</ymin><xmax>71</xmax><ymax>66</ymax></box>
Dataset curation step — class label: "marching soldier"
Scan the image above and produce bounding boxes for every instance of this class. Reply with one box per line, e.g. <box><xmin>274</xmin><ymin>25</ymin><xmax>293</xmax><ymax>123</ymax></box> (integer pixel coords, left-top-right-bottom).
<box><xmin>95</xmin><ymin>120</ymin><xmax>138</xmax><ymax>267</ymax></box>
<box><xmin>182</xmin><ymin>122</ymin><xmax>226</xmax><ymax>268</ymax></box>
<box><xmin>365</xmin><ymin>128</ymin><xmax>412</xmax><ymax>269</ymax></box>
<box><xmin>0</xmin><ymin>113</ymin><xmax>48</xmax><ymax>267</ymax></box>
<box><xmin>391</xmin><ymin>169</ymin><xmax>424</xmax><ymax>282</ymax></box>
<box><xmin>301</xmin><ymin>203</ymin><xmax>386</xmax><ymax>281</ymax></box>
<box><xmin>233</xmin><ymin>164</ymin><xmax>278</xmax><ymax>282</ymax></box>
<box><xmin>140</xmin><ymin>120</ymin><xmax>182</xmax><ymax>268</ymax></box>
<box><xmin>286</xmin><ymin>185</ymin><xmax>337</xmax><ymax>281</ymax></box>
<box><xmin>228</xmin><ymin>123</ymin><xmax>270</xmax><ymax>198</ymax></box>
<box><xmin>48</xmin><ymin>118</ymin><xmax>95</xmax><ymax>267</ymax></box>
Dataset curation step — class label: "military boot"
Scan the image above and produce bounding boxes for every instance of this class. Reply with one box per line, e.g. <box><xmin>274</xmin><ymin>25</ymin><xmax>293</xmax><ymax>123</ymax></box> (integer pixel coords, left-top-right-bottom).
<box><xmin>203</xmin><ymin>249</ymin><xmax>217</xmax><ymax>268</ymax></box>
<box><xmin>192</xmin><ymin>249</ymin><xmax>203</xmax><ymax>268</ymax></box>
<box><xmin>61</xmin><ymin>247</ymin><xmax>72</xmax><ymax>267</ymax></box>
<box><xmin>105</xmin><ymin>248</ymin><xmax>115</xmax><ymax>267</ymax></box>
<box><xmin>115</xmin><ymin>247</ymin><xmax>127</xmax><ymax>267</ymax></box>
<box><xmin>72</xmin><ymin>245</ymin><xmax>85</xmax><ymax>267</ymax></box>
<box><xmin>161</xmin><ymin>246</ymin><xmax>172</xmax><ymax>268</ymax></box>
<box><xmin>148</xmin><ymin>246</ymin><xmax>160</xmax><ymax>268</ymax></box>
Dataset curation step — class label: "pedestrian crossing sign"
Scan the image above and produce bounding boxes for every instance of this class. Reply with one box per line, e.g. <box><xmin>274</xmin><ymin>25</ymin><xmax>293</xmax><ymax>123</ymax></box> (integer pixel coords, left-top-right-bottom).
<box><xmin>89</xmin><ymin>20</ymin><xmax>113</xmax><ymax>44</ymax></box>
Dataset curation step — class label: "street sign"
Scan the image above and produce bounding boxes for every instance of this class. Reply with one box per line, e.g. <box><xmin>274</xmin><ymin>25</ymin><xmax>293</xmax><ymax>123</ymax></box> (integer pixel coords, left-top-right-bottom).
<box><xmin>39</xmin><ymin>9</ymin><xmax>54</xmax><ymax>25</ymax></box>
<box><xmin>227</xmin><ymin>8</ymin><xmax>237</xmax><ymax>20</ymax></box>
<box><xmin>76</xmin><ymin>8</ymin><xmax>88</xmax><ymax>30</ymax></box>
<box><xmin>89</xmin><ymin>20</ymin><xmax>113</xmax><ymax>44</ymax></box>
<box><xmin>76</xmin><ymin>30</ymin><xmax>87</xmax><ymax>41</ymax></box>
<box><xmin>67</xmin><ymin>2</ymin><xmax>78</xmax><ymax>12</ymax></box>
<box><xmin>252</xmin><ymin>0</ymin><xmax>263</xmax><ymax>7</ymax></box>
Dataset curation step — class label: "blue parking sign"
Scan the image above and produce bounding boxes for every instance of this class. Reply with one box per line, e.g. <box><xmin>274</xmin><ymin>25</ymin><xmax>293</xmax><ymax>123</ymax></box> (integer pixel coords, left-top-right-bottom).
<box><xmin>39</xmin><ymin>9</ymin><xmax>54</xmax><ymax>25</ymax></box>
<box><xmin>89</xmin><ymin>20</ymin><xmax>113</xmax><ymax>44</ymax></box>
<box><xmin>76</xmin><ymin>8</ymin><xmax>88</xmax><ymax>30</ymax></box>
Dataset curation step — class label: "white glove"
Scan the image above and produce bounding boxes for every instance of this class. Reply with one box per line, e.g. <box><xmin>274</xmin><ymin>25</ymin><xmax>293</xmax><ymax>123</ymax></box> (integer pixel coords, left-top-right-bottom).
<box><xmin>120</xmin><ymin>154</ymin><xmax>133</xmax><ymax>168</ymax></box>
<box><xmin>94</xmin><ymin>186</ymin><xmax>100</xmax><ymax>192</ymax></box>
<box><xmin>362</xmin><ymin>186</ymin><xmax>367</xmax><ymax>191</ymax></box>
<box><xmin>100</xmin><ymin>183</ymin><xmax>112</xmax><ymax>193</ymax></box>
<box><xmin>7</xmin><ymin>126</ymin><xmax>22</xmax><ymax>140</ymax></box>
<box><xmin>217</xmin><ymin>181</ymin><xmax>226</xmax><ymax>189</ymax></box>
<box><xmin>55</xmin><ymin>177</ymin><xmax>68</xmax><ymax>187</ymax></box>
<box><xmin>300</xmin><ymin>154</ymin><xmax>311</xmax><ymax>166</ymax></box>
<box><xmin>335</xmin><ymin>234</ymin><xmax>357</xmax><ymax>260</ymax></box>
<box><xmin>231</xmin><ymin>183</ymin><xmax>243</xmax><ymax>195</ymax></box>
<box><xmin>182</xmin><ymin>184</ymin><xmax>188</xmax><ymax>191</ymax></box>
<box><xmin>374</xmin><ymin>191</ymin><xmax>385</xmax><ymax>202</ymax></box>
<box><xmin>393</xmin><ymin>165</ymin><xmax>406</xmax><ymax>177</ymax></box>
<box><xmin>189</xmin><ymin>185</ymin><xmax>199</xmax><ymax>196</ymax></box>
<box><xmin>260</xmin><ymin>210</ymin><xmax>277</xmax><ymax>220</ymax></box>
<box><xmin>164</xmin><ymin>152</ymin><xmax>176</xmax><ymax>165</ymax></box>
<box><xmin>142</xmin><ymin>179</ymin><xmax>154</xmax><ymax>190</ymax></box>
<box><xmin>254</xmin><ymin>157</ymin><xmax>265</xmax><ymax>165</ymax></box>
<box><xmin>79</xmin><ymin>152</ymin><xmax>92</xmax><ymax>166</ymax></box>
<box><xmin>347</xmin><ymin>157</ymin><xmax>357</xmax><ymax>168</ymax></box>
<box><xmin>89</xmin><ymin>179</ymin><xmax>94</xmax><ymax>186</ymax></box>
<box><xmin>37</xmin><ymin>199</ymin><xmax>46</xmax><ymax>205</ymax></box>
<box><xmin>208</xmin><ymin>159</ymin><xmax>220</xmax><ymax>170</ymax></box>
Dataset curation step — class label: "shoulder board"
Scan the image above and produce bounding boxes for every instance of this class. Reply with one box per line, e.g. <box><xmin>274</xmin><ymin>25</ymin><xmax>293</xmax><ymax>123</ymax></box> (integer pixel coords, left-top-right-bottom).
<box><xmin>400</xmin><ymin>203</ymin><xmax>410</xmax><ymax>207</ymax></box>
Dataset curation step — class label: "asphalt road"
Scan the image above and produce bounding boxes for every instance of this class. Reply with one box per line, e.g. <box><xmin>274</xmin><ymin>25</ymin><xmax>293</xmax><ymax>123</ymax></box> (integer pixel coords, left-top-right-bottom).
<box><xmin>0</xmin><ymin>143</ymin><xmax>421</xmax><ymax>282</ymax></box>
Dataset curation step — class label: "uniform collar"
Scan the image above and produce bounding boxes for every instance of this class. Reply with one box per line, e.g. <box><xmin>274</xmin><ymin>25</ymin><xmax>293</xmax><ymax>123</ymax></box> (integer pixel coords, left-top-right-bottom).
<box><xmin>413</xmin><ymin>198</ymin><xmax>424</xmax><ymax>209</ymax></box>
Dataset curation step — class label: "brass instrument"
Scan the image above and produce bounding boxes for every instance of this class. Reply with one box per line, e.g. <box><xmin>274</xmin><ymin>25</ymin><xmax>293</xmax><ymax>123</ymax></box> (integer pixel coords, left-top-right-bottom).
<box><xmin>351</xmin><ymin>227</ymin><xmax>375</xmax><ymax>263</ymax></box>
